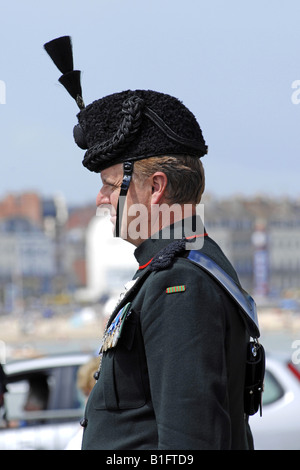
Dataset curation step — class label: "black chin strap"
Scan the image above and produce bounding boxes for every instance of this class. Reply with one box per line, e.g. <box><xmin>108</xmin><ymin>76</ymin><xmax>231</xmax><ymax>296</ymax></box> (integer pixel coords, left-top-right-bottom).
<box><xmin>115</xmin><ymin>161</ymin><xmax>134</xmax><ymax>237</ymax></box>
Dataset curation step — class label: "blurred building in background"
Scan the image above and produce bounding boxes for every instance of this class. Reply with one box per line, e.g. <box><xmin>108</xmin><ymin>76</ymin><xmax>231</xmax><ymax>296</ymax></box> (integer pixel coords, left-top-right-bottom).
<box><xmin>0</xmin><ymin>218</ymin><xmax>55</xmax><ymax>312</ymax></box>
<box><xmin>0</xmin><ymin>192</ymin><xmax>66</xmax><ymax>313</ymax></box>
<box><xmin>0</xmin><ymin>190</ymin><xmax>300</xmax><ymax>315</ymax></box>
<box><xmin>203</xmin><ymin>194</ymin><xmax>300</xmax><ymax>300</ymax></box>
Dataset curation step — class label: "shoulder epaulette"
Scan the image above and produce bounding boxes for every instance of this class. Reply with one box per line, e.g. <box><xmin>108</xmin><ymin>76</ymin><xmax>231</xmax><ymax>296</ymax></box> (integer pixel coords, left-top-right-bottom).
<box><xmin>149</xmin><ymin>238</ymin><xmax>186</xmax><ymax>272</ymax></box>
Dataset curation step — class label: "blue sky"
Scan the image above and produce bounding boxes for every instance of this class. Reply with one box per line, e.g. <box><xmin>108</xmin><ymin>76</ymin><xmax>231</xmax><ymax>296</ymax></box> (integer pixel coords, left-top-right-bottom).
<box><xmin>1</xmin><ymin>0</ymin><xmax>300</xmax><ymax>205</ymax></box>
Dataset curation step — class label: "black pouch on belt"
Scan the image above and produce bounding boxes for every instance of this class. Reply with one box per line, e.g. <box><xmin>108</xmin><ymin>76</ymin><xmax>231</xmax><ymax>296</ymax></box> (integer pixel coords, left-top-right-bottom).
<box><xmin>244</xmin><ymin>340</ymin><xmax>265</xmax><ymax>417</ymax></box>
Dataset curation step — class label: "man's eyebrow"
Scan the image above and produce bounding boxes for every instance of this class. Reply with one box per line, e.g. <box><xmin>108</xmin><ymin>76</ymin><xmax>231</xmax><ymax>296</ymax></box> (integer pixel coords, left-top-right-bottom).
<box><xmin>101</xmin><ymin>176</ymin><xmax>121</xmax><ymax>187</ymax></box>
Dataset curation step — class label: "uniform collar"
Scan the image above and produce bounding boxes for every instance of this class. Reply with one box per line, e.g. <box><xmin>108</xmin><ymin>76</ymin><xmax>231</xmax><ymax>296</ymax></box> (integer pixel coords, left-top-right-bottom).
<box><xmin>134</xmin><ymin>215</ymin><xmax>206</xmax><ymax>269</ymax></box>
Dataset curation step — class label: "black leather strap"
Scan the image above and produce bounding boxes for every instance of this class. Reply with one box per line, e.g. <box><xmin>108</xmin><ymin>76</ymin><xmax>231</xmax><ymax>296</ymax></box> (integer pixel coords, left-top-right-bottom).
<box><xmin>115</xmin><ymin>161</ymin><xmax>134</xmax><ymax>237</ymax></box>
<box><xmin>187</xmin><ymin>250</ymin><xmax>260</xmax><ymax>338</ymax></box>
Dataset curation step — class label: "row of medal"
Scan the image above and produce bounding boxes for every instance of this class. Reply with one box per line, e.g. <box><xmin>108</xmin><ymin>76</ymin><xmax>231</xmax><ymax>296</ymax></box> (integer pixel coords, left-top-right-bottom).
<box><xmin>99</xmin><ymin>302</ymin><xmax>132</xmax><ymax>353</ymax></box>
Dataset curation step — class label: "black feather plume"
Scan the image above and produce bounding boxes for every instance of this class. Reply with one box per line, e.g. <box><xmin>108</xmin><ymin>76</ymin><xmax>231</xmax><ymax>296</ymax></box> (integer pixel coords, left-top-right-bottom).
<box><xmin>44</xmin><ymin>35</ymin><xmax>85</xmax><ymax>109</ymax></box>
<box><xmin>44</xmin><ymin>36</ymin><xmax>73</xmax><ymax>74</ymax></box>
<box><xmin>59</xmin><ymin>71</ymin><xmax>84</xmax><ymax>109</ymax></box>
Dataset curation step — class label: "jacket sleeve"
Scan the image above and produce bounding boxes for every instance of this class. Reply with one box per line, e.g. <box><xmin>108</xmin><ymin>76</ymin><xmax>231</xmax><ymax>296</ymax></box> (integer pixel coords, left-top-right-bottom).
<box><xmin>140</xmin><ymin>259</ymin><xmax>231</xmax><ymax>450</ymax></box>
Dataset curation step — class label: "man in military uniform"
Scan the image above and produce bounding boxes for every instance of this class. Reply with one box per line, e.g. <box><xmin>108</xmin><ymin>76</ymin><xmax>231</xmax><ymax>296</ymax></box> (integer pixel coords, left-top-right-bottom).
<box><xmin>45</xmin><ymin>37</ymin><xmax>260</xmax><ymax>450</ymax></box>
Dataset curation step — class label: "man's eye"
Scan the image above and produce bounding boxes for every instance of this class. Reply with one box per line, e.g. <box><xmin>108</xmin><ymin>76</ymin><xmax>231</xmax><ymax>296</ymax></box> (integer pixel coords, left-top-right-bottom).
<box><xmin>104</xmin><ymin>182</ymin><xmax>119</xmax><ymax>191</ymax></box>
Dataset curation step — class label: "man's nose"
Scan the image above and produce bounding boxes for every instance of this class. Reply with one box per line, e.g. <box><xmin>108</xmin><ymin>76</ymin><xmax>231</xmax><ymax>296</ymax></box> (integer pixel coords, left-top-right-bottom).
<box><xmin>96</xmin><ymin>189</ymin><xmax>109</xmax><ymax>206</ymax></box>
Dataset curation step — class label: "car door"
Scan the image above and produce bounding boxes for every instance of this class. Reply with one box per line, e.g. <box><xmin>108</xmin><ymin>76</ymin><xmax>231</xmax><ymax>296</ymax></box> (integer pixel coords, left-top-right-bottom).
<box><xmin>0</xmin><ymin>363</ymin><xmax>85</xmax><ymax>449</ymax></box>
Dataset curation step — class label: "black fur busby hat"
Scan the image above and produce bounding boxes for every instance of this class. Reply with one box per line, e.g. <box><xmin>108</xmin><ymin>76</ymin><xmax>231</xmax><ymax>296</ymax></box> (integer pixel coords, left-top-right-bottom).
<box><xmin>44</xmin><ymin>36</ymin><xmax>208</xmax><ymax>173</ymax></box>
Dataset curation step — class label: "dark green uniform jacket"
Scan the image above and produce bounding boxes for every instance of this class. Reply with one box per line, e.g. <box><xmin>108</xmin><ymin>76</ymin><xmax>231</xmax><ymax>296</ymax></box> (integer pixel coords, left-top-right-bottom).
<box><xmin>81</xmin><ymin>219</ymin><xmax>254</xmax><ymax>450</ymax></box>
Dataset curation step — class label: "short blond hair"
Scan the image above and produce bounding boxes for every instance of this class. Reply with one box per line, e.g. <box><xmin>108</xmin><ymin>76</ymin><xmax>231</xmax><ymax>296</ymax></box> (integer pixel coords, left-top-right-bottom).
<box><xmin>133</xmin><ymin>155</ymin><xmax>205</xmax><ymax>205</ymax></box>
<box><xmin>77</xmin><ymin>356</ymin><xmax>100</xmax><ymax>397</ymax></box>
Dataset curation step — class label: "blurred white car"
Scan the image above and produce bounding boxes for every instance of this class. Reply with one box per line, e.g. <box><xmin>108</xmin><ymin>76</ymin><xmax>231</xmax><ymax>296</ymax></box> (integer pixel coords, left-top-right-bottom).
<box><xmin>250</xmin><ymin>354</ymin><xmax>300</xmax><ymax>450</ymax></box>
<box><xmin>1</xmin><ymin>352</ymin><xmax>299</xmax><ymax>450</ymax></box>
<box><xmin>0</xmin><ymin>353</ymin><xmax>91</xmax><ymax>450</ymax></box>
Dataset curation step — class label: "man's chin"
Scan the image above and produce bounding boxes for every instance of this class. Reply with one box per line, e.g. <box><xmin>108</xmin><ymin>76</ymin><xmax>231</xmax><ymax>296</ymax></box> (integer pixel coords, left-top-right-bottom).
<box><xmin>110</xmin><ymin>215</ymin><xmax>117</xmax><ymax>226</ymax></box>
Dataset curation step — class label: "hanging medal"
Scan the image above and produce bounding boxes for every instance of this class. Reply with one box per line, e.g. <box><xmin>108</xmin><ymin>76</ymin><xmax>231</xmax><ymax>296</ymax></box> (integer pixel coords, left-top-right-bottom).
<box><xmin>100</xmin><ymin>302</ymin><xmax>132</xmax><ymax>353</ymax></box>
<box><xmin>95</xmin><ymin>302</ymin><xmax>132</xmax><ymax>381</ymax></box>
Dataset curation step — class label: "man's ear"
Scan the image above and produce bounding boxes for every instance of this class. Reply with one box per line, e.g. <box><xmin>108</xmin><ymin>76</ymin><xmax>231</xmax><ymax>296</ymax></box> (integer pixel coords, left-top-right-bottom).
<box><xmin>150</xmin><ymin>172</ymin><xmax>168</xmax><ymax>204</ymax></box>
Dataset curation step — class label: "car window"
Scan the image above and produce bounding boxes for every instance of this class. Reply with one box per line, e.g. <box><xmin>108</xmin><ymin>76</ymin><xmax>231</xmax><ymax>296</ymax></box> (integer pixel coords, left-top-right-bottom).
<box><xmin>4</xmin><ymin>365</ymin><xmax>85</xmax><ymax>427</ymax></box>
<box><xmin>262</xmin><ymin>369</ymin><xmax>284</xmax><ymax>406</ymax></box>
<box><xmin>47</xmin><ymin>366</ymin><xmax>84</xmax><ymax>410</ymax></box>
<box><xmin>5</xmin><ymin>380</ymin><xmax>29</xmax><ymax>421</ymax></box>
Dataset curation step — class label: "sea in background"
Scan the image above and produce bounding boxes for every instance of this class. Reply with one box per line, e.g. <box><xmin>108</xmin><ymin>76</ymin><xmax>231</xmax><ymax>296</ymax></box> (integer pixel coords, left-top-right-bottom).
<box><xmin>0</xmin><ymin>304</ymin><xmax>299</xmax><ymax>364</ymax></box>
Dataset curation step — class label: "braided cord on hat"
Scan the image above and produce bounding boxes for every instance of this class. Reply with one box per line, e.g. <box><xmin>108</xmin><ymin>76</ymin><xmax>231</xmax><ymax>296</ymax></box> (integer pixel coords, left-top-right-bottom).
<box><xmin>82</xmin><ymin>96</ymin><xmax>144</xmax><ymax>172</ymax></box>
